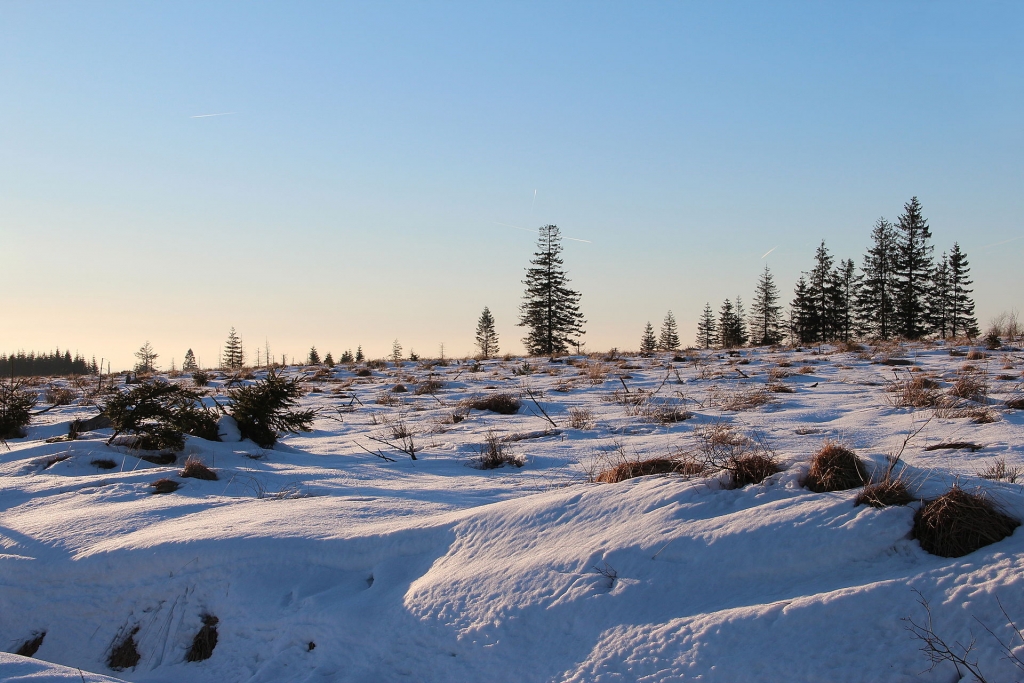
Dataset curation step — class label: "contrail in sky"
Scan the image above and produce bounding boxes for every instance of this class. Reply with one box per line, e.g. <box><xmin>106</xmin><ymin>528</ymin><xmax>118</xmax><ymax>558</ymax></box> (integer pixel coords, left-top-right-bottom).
<box><xmin>979</xmin><ymin>235</ymin><xmax>1024</xmax><ymax>249</ymax></box>
<box><xmin>761</xmin><ymin>246</ymin><xmax>778</xmax><ymax>259</ymax></box>
<box><xmin>190</xmin><ymin>112</ymin><xmax>235</xmax><ymax>118</ymax></box>
<box><xmin>493</xmin><ymin>221</ymin><xmax>592</xmax><ymax>243</ymax></box>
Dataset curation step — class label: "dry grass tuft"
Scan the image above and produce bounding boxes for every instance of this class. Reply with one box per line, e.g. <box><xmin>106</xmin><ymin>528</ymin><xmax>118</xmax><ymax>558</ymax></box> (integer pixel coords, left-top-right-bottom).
<box><xmin>856</xmin><ymin>477</ymin><xmax>914</xmax><ymax>508</ymax></box>
<box><xmin>913</xmin><ymin>486</ymin><xmax>1019</xmax><ymax>557</ymax></box>
<box><xmin>108</xmin><ymin>625</ymin><xmax>141</xmax><ymax>670</ymax></box>
<box><xmin>886</xmin><ymin>376</ymin><xmax>940</xmax><ymax>408</ymax></box>
<box><xmin>966</xmin><ymin>349</ymin><xmax>987</xmax><ymax>360</ymax></box>
<box><xmin>186</xmin><ymin>614</ymin><xmax>219</xmax><ymax>662</ymax></box>
<box><xmin>693</xmin><ymin>423</ymin><xmax>781</xmax><ymax>488</ymax></box>
<box><xmin>473</xmin><ymin>431</ymin><xmax>524</xmax><ymax>469</ymax></box>
<box><xmin>979</xmin><ymin>458</ymin><xmax>1022</xmax><ymax>483</ymax></box>
<box><xmin>180</xmin><ymin>455</ymin><xmax>218</xmax><ymax>480</ymax></box>
<box><xmin>947</xmin><ymin>369</ymin><xmax>987</xmax><ymax>401</ymax></box>
<box><xmin>1006</xmin><ymin>396</ymin><xmax>1024</xmax><ymax>410</ymax></box>
<box><xmin>414</xmin><ymin>379</ymin><xmax>444</xmax><ymax>395</ymax></box>
<box><xmin>595</xmin><ymin>457</ymin><xmax>705</xmax><ymax>483</ymax></box>
<box><xmin>805</xmin><ymin>441</ymin><xmax>868</xmax><ymax>492</ymax></box>
<box><xmin>798</xmin><ymin>365</ymin><xmax>815</xmax><ymax>375</ymax></box>
<box><xmin>767</xmin><ymin>382</ymin><xmax>796</xmax><ymax>393</ymax></box>
<box><xmin>568</xmin><ymin>406</ymin><xmax>594</xmax><ymax>430</ymax></box>
<box><xmin>15</xmin><ymin>631</ymin><xmax>45</xmax><ymax>657</ymax></box>
<box><xmin>391</xmin><ymin>383</ymin><xmax>408</xmax><ymax>393</ymax></box>
<box><xmin>149</xmin><ymin>478</ymin><xmax>180</xmax><ymax>494</ymax></box>
<box><xmin>464</xmin><ymin>392</ymin><xmax>522</xmax><ymax>415</ymax></box>
<box><xmin>718</xmin><ymin>387</ymin><xmax>773</xmax><ymax>411</ymax></box>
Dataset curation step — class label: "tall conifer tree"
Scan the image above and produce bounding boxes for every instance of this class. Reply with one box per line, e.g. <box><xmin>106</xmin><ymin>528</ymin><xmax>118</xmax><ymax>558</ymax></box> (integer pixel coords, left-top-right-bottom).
<box><xmin>893</xmin><ymin>197</ymin><xmax>934</xmax><ymax>339</ymax></box>
<box><xmin>947</xmin><ymin>243</ymin><xmax>978</xmax><ymax>338</ymax></box>
<box><xmin>518</xmin><ymin>225</ymin><xmax>585</xmax><ymax>356</ymax></box>
<box><xmin>856</xmin><ymin>218</ymin><xmax>898</xmax><ymax>339</ymax></box>
<box><xmin>658</xmin><ymin>311</ymin><xmax>680</xmax><ymax>351</ymax></box>
<box><xmin>640</xmin><ymin>322</ymin><xmax>657</xmax><ymax>356</ymax></box>
<box><xmin>223</xmin><ymin>328</ymin><xmax>244</xmax><ymax>369</ymax></box>
<box><xmin>750</xmin><ymin>265</ymin><xmax>782</xmax><ymax>345</ymax></box>
<box><xmin>696</xmin><ymin>303</ymin><xmax>718</xmax><ymax>349</ymax></box>
<box><xmin>475</xmin><ymin>306</ymin><xmax>500</xmax><ymax>358</ymax></box>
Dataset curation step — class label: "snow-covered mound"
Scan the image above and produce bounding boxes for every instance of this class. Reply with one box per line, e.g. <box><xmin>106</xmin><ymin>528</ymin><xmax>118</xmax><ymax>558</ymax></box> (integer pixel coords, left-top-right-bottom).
<box><xmin>2</xmin><ymin>343</ymin><xmax>1023</xmax><ymax>681</ymax></box>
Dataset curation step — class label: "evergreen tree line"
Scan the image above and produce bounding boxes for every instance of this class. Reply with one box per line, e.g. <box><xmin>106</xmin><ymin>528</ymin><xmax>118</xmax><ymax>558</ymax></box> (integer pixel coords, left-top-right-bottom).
<box><xmin>1</xmin><ymin>349</ymin><xmax>97</xmax><ymax>377</ymax></box>
<box><xmin>690</xmin><ymin>197</ymin><xmax>979</xmax><ymax>350</ymax></box>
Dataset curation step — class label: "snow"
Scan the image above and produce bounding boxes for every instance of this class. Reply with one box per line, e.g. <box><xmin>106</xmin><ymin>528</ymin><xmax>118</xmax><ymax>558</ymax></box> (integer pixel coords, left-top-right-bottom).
<box><xmin>2</xmin><ymin>343</ymin><xmax>1023</xmax><ymax>682</ymax></box>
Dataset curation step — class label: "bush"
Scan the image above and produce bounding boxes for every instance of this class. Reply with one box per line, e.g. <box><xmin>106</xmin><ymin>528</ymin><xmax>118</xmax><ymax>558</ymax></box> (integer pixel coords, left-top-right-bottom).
<box><xmin>886</xmin><ymin>376</ymin><xmax>940</xmax><ymax>408</ymax></box>
<box><xmin>805</xmin><ymin>441</ymin><xmax>868</xmax><ymax>492</ymax></box>
<box><xmin>103</xmin><ymin>382</ymin><xmax>219</xmax><ymax>452</ymax></box>
<box><xmin>192</xmin><ymin>370</ymin><xmax>211</xmax><ymax>387</ymax></box>
<box><xmin>856</xmin><ymin>477</ymin><xmax>914</xmax><ymax>508</ymax></box>
<box><xmin>465</xmin><ymin>392</ymin><xmax>522</xmax><ymax>415</ymax></box>
<box><xmin>913</xmin><ymin>486</ymin><xmax>1019</xmax><ymax>558</ymax></box>
<box><xmin>596</xmin><ymin>457</ymin><xmax>705</xmax><ymax>483</ymax></box>
<box><xmin>149</xmin><ymin>478</ymin><xmax>180</xmax><ymax>494</ymax></box>
<box><xmin>0</xmin><ymin>380</ymin><xmax>36</xmax><ymax>439</ymax></box>
<box><xmin>186</xmin><ymin>615</ymin><xmax>219</xmax><ymax>662</ymax></box>
<box><xmin>693</xmin><ymin>423</ymin><xmax>781</xmax><ymax>488</ymax></box>
<box><xmin>228</xmin><ymin>369</ymin><xmax>316</xmax><ymax>448</ymax></box>
<box><xmin>473</xmin><ymin>431</ymin><xmax>524</xmax><ymax>469</ymax></box>
<box><xmin>180</xmin><ymin>455</ymin><xmax>218</xmax><ymax>480</ymax></box>
<box><xmin>568</xmin><ymin>406</ymin><xmax>594</xmax><ymax>430</ymax></box>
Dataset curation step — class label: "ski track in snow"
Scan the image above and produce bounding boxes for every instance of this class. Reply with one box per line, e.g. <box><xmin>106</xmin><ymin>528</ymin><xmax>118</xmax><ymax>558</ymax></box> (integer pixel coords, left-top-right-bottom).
<box><xmin>2</xmin><ymin>342</ymin><xmax>1024</xmax><ymax>682</ymax></box>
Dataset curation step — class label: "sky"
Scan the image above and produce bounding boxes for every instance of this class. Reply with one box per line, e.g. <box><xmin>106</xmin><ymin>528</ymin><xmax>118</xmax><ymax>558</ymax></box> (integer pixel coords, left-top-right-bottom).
<box><xmin>1</xmin><ymin>1</ymin><xmax>1022</xmax><ymax>369</ymax></box>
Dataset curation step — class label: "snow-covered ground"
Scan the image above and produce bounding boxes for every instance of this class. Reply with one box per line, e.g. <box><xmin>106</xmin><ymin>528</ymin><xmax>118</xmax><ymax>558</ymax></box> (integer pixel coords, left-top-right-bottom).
<box><xmin>2</xmin><ymin>342</ymin><xmax>1023</xmax><ymax>682</ymax></box>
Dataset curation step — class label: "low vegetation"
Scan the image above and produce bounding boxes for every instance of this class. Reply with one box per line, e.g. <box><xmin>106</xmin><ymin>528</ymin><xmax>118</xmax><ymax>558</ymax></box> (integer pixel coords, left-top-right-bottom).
<box><xmin>913</xmin><ymin>486</ymin><xmax>1019</xmax><ymax>558</ymax></box>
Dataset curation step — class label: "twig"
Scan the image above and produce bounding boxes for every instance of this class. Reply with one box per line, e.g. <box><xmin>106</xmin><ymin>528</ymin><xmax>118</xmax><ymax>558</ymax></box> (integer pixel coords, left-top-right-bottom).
<box><xmin>354</xmin><ymin>440</ymin><xmax>396</xmax><ymax>462</ymax></box>
<box><xmin>524</xmin><ymin>387</ymin><xmax>558</xmax><ymax>428</ymax></box>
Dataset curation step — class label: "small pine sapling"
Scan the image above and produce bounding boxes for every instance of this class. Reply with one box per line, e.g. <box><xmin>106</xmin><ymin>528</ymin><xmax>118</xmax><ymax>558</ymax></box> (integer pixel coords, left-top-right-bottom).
<box><xmin>640</xmin><ymin>322</ymin><xmax>657</xmax><ymax>356</ymax></box>
<box><xmin>228</xmin><ymin>369</ymin><xmax>316</xmax><ymax>448</ymax></box>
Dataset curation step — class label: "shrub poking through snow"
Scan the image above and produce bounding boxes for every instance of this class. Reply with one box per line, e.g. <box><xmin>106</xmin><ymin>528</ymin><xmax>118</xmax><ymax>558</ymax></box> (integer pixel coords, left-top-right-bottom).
<box><xmin>693</xmin><ymin>423</ymin><xmax>781</xmax><ymax>488</ymax></box>
<box><xmin>886</xmin><ymin>376</ymin><xmax>940</xmax><ymax>408</ymax></box>
<box><xmin>191</xmin><ymin>370</ymin><xmax>211</xmax><ymax>387</ymax></box>
<box><xmin>91</xmin><ymin>458</ymin><xmax>117</xmax><ymax>470</ymax></box>
<box><xmin>103</xmin><ymin>381</ymin><xmax>219</xmax><ymax>451</ymax></box>
<box><xmin>108</xmin><ymin>625</ymin><xmax>141</xmax><ymax>670</ymax></box>
<box><xmin>186</xmin><ymin>614</ymin><xmax>219</xmax><ymax>662</ymax></box>
<box><xmin>465</xmin><ymin>392</ymin><xmax>521</xmax><ymax>415</ymax></box>
<box><xmin>0</xmin><ymin>379</ymin><xmax>36</xmax><ymax>439</ymax></box>
<box><xmin>856</xmin><ymin>477</ymin><xmax>914</xmax><ymax>508</ymax></box>
<box><xmin>473</xmin><ymin>431</ymin><xmax>524</xmax><ymax>469</ymax></box>
<box><xmin>15</xmin><ymin>631</ymin><xmax>45</xmax><ymax>657</ymax></box>
<box><xmin>228</xmin><ymin>369</ymin><xmax>316</xmax><ymax>448</ymax></box>
<box><xmin>804</xmin><ymin>441</ymin><xmax>868</xmax><ymax>492</ymax></box>
<box><xmin>913</xmin><ymin>486</ymin><xmax>1019</xmax><ymax>558</ymax></box>
<box><xmin>568</xmin><ymin>405</ymin><xmax>594</xmax><ymax>430</ymax></box>
<box><xmin>180</xmin><ymin>455</ymin><xmax>218</xmax><ymax>481</ymax></box>
<box><xmin>596</xmin><ymin>457</ymin><xmax>705</xmax><ymax>483</ymax></box>
<box><xmin>149</xmin><ymin>478</ymin><xmax>180</xmax><ymax>494</ymax></box>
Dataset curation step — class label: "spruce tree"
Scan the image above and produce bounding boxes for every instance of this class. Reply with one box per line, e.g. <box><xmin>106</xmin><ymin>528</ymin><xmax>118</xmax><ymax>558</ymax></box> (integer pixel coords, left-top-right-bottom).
<box><xmin>307</xmin><ymin>347</ymin><xmax>321</xmax><ymax>365</ymax></box>
<box><xmin>807</xmin><ymin>241</ymin><xmax>835</xmax><ymax>342</ymax></box>
<box><xmin>733</xmin><ymin>297</ymin><xmax>749</xmax><ymax>347</ymax></box>
<box><xmin>658</xmin><ymin>311</ymin><xmax>680</xmax><ymax>351</ymax></box>
<box><xmin>856</xmin><ymin>218</ymin><xmax>898</xmax><ymax>339</ymax></box>
<box><xmin>134</xmin><ymin>341</ymin><xmax>159</xmax><ymax>373</ymax></box>
<box><xmin>830</xmin><ymin>259</ymin><xmax>858</xmax><ymax>343</ymax></box>
<box><xmin>929</xmin><ymin>253</ymin><xmax>951</xmax><ymax>339</ymax></box>
<box><xmin>222</xmin><ymin>328</ymin><xmax>244</xmax><ymax>369</ymax></box>
<box><xmin>475</xmin><ymin>306</ymin><xmax>500</xmax><ymax>358</ymax></box>
<box><xmin>518</xmin><ymin>225</ymin><xmax>585</xmax><ymax>356</ymax></box>
<box><xmin>391</xmin><ymin>340</ymin><xmax>403</xmax><ymax>362</ymax></box>
<box><xmin>183</xmin><ymin>349</ymin><xmax>198</xmax><ymax>372</ymax></box>
<box><xmin>340</xmin><ymin>349</ymin><xmax>354</xmax><ymax>363</ymax></box>
<box><xmin>355</xmin><ymin>346</ymin><xmax>365</xmax><ymax>362</ymax></box>
<box><xmin>947</xmin><ymin>243</ymin><xmax>978</xmax><ymax>338</ymax></box>
<box><xmin>640</xmin><ymin>322</ymin><xmax>657</xmax><ymax>356</ymax></box>
<box><xmin>750</xmin><ymin>265</ymin><xmax>782</xmax><ymax>346</ymax></box>
<box><xmin>893</xmin><ymin>197</ymin><xmax>934</xmax><ymax>339</ymax></box>
<box><xmin>323</xmin><ymin>352</ymin><xmax>335</xmax><ymax>367</ymax></box>
<box><xmin>790</xmin><ymin>277</ymin><xmax>815</xmax><ymax>344</ymax></box>
<box><xmin>719</xmin><ymin>299</ymin><xmax>745</xmax><ymax>348</ymax></box>
<box><xmin>696</xmin><ymin>303</ymin><xmax>718</xmax><ymax>349</ymax></box>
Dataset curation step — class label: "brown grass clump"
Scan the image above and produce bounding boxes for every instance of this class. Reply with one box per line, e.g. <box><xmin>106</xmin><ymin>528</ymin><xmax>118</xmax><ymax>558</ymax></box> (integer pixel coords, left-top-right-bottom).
<box><xmin>149</xmin><ymin>478</ymin><xmax>180</xmax><ymax>494</ymax></box>
<box><xmin>856</xmin><ymin>477</ymin><xmax>914</xmax><ymax>508</ymax></box>
<box><xmin>180</xmin><ymin>455</ymin><xmax>218</xmax><ymax>480</ymax></box>
<box><xmin>568</xmin><ymin>406</ymin><xmax>594</xmax><ymax>430</ymax></box>
<box><xmin>693</xmin><ymin>423</ymin><xmax>781</xmax><ymax>488</ymax></box>
<box><xmin>186</xmin><ymin>615</ymin><xmax>219</xmax><ymax>662</ymax></box>
<box><xmin>15</xmin><ymin>631</ymin><xmax>45</xmax><ymax>657</ymax></box>
<box><xmin>913</xmin><ymin>486</ymin><xmax>1019</xmax><ymax>558</ymax></box>
<box><xmin>886</xmin><ymin>376</ymin><xmax>940</xmax><ymax>408</ymax></box>
<box><xmin>465</xmin><ymin>392</ymin><xmax>521</xmax><ymax>415</ymax></box>
<box><xmin>414</xmin><ymin>379</ymin><xmax>444</xmax><ymax>395</ymax></box>
<box><xmin>108</xmin><ymin>625</ymin><xmax>141</xmax><ymax>670</ymax></box>
<box><xmin>1006</xmin><ymin>397</ymin><xmax>1024</xmax><ymax>410</ymax></box>
<box><xmin>979</xmin><ymin>458</ymin><xmax>1022</xmax><ymax>483</ymax></box>
<box><xmin>473</xmin><ymin>431</ymin><xmax>524</xmax><ymax>469</ymax></box>
<box><xmin>966</xmin><ymin>349</ymin><xmax>987</xmax><ymax>360</ymax></box>
<box><xmin>717</xmin><ymin>387</ymin><xmax>773</xmax><ymax>411</ymax></box>
<box><xmin>595</xmin><ymin>457</ymin><xmax>705</xmax><ymax>483</ymax></box>
<box><xmin>731</xmin><ymin>453</ymin><xmax>782</xmax><ymax>488</ymax></box>
<box><xmin>805</xmin><ymin>441</ymin><xmax>868</xmax><ymax>492</ymax></box>
<box><xmin>798</xmin><ymin>365</ymin><xmax>815</xmax><ymax>374</ymax></box>
<box><xmin>767</xmin><ymin>382</ymin><xmax>795</xmax><ymax>393</ymax></box>
<box><xmin>947</xmin><ymin>370</ymin><xmax>987</xmax><ymax>401</ymax></box>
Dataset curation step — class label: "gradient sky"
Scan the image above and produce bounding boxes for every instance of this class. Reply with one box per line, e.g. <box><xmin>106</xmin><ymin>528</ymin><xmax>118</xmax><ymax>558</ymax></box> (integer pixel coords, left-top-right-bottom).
<box><xmin>2</xmin><ymin>2</ymin><xmax>1022</xmax><ymax>369</ymax></box>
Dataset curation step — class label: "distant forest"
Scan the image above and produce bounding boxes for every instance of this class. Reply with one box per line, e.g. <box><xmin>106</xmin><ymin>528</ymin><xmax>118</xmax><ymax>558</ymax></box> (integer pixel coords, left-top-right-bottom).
<box><xmin>1</xmin><ymin>349</ymin><xmax>98</xmax><ymax>377</ymax></box>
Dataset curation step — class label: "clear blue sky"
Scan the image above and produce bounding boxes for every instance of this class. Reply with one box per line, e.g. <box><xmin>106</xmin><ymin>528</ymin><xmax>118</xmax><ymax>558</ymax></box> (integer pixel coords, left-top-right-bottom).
<box><xmin>2</xmin><ymin>2</ymin><xmax>1022</xmax><ymax>368</ymax></box>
